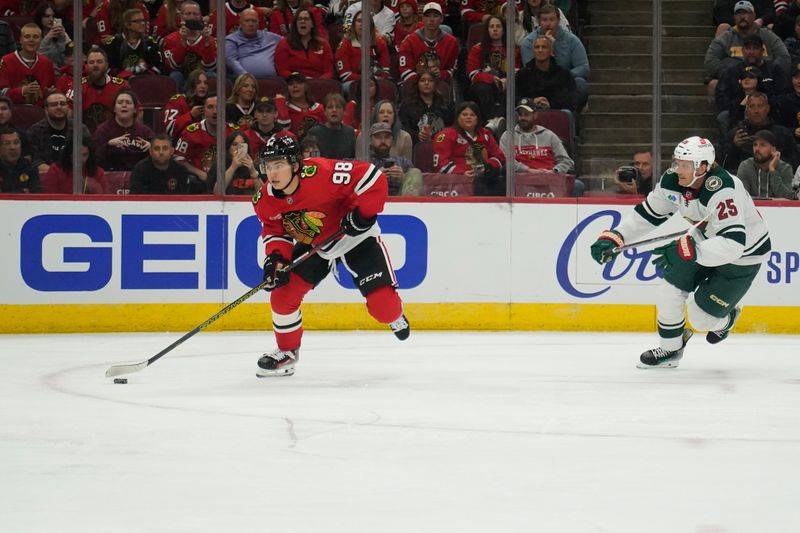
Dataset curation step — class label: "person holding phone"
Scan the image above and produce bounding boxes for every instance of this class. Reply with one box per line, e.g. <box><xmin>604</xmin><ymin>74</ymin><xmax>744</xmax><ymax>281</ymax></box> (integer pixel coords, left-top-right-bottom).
<box><xmin>211</xmin><ymin>131</ymin><xmax>262</xmax><ymax>195</ymax></box>
<box><xmin>36</xmin><ymin>2</ymin><xmax>71</xmax><ymax>72</ymax></box>
<box><xmin>735</xmin><ymin>129</ymin><xmax>796</xmax><ymax>199</ymax></box>
<box><xmin>366</xmin><ymin>122</ymin><xmax>422</xmax><ymax>196</ymax></box>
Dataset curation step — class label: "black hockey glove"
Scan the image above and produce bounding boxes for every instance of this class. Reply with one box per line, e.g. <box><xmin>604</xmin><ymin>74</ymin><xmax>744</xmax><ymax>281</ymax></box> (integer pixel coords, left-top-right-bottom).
<box><xmin>341</xmin><ymin>208</ymin><xmax>377</xmax><ymax>236</ymax></box>
<box><xmin>263</xmin><ymin>252</ymin><xmax>290</xmax><ymax>291</ymax></box>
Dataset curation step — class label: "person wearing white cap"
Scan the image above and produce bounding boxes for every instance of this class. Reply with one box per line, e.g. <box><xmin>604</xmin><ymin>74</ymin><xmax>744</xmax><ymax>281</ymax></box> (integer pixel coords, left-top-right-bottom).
<box><xmin>397</xmin><ymin>2</ymin><xmax>459</xmax><ymax>85</ymax></box>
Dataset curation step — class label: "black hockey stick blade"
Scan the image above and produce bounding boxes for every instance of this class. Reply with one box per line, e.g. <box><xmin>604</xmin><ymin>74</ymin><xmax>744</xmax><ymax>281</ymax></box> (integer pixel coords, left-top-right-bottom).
<box><xmin>105</xmin><ymin>229</ymin><xmax>345</xmax><ymax>378</ymax></box>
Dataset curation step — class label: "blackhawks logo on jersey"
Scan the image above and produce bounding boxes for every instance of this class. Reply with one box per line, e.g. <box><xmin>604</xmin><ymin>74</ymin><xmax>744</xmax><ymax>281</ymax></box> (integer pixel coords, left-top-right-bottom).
<box><xmin>302</xmin><ymin>165</ymin><xmax>318</xmax><ymax>177</ymax></box>
<box><xmin>282</xmin><ymin>210</ymin><xmax>326</xmax><ymax>244</ymax></box>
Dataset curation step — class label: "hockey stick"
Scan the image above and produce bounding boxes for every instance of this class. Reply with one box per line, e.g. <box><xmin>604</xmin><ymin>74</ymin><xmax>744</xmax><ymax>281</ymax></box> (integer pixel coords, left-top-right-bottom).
<box><xmin>612</xmin><ymin>211</ymin><xmax>713</xmax><ymax>254</ymax></box>
<box><xmin>105</xmin><ymin>229</ymin><xmax>346</xmax><ymax>378</ymax></box>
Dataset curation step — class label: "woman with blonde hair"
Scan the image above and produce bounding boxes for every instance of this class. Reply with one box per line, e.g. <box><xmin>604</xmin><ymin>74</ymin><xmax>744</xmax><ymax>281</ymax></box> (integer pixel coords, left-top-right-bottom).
<box><xmin>226</xmin><ymin>73</ymin><xmax>259</xmax><ymax>127</ymax></box>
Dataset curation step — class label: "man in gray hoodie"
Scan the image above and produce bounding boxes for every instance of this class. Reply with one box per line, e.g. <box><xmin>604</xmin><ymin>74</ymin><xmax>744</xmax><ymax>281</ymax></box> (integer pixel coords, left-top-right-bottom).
<box><xmin>736</xmin><ymin>129</ymin><xmax>797</xmax><ymax>199</ymax></box>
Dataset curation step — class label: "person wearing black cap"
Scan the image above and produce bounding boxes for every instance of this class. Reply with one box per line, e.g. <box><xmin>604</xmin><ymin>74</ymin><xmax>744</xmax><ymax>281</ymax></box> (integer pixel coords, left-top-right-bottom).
<box><xmin>736</xmin><ymin>129</ymin><xmax>796</xmax><ymax>198</ymax></box>
<box><xmin>244</xmin><ymin>96</ymin><xmax>297</xmax><ymax>156</ymax></box>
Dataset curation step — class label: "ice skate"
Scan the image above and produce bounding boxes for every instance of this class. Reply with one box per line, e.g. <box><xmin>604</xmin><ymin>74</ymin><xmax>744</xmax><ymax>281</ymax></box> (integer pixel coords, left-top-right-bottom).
<box><xmin>389</xmin><ymin>314</ymin><xmax>410</xmax><ymax>340</ymax></box>
<box><xmin>706</xmin><ymin>306</ymin><xmax>741</xmax><ymax>344</ymax></box>
<box><xmin>637</xmin><ymin>329</ymin><xmax>693</xmax><ymax>369</ymax></box>
<box><xmin>256</xmin><ymin>348</ymin><xmax>299</xmax><ymax>377</ymax></box>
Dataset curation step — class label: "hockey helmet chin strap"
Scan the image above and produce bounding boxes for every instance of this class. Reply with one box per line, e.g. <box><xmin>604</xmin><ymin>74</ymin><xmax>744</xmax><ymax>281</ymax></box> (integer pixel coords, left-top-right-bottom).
<box><xmin>685</xmin><ymin>168</ymin><xmax>707</xmax><ymax>189</ymax></box>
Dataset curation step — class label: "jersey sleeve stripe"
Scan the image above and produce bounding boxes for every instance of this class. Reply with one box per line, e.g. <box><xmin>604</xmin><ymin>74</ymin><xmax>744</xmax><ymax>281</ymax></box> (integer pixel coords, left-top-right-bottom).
<box><xmin>355</xmin><ymin>164</ymin><xmax>381</xmax><ymax>195</ymax></box>
<box><xmin>634</xmin><ymin>202</ymin><xmax>669</xmax><ymax>226</ymax></box>
<box><xmin>719</xmin><ymin>231</ymin><xmax>746</xmax><ymax>246</ymax></box>
<box><xmin>716</xmin><ymin>224</ymin><xmax>745</xmax><ymax>236</ymax></box>
<box><xmin>263</xmin><ymin>235</ymin><xmax>293</xmax><ymax>246</ymax></box>
<box><xmin>743</xmin><ymin>232</ymin><xmax>770</xmax><ymax>255</ymax></box>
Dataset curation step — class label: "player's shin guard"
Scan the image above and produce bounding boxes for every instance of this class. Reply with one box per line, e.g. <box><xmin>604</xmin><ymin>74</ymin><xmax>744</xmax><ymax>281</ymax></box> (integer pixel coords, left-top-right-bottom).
<box><xmin>366</xmin><ymin>286</ymin><xmax>409</xmax><ymax>340</ymax></box>
<box><xmin>656</xmin><ymin>283</ymin><xmax>691</xmax><ymax>352</ymax></box>
<box><xmin>270</xmin><ymin>277</ymin><xmax>313</xmax><ymax>351</ymax></box>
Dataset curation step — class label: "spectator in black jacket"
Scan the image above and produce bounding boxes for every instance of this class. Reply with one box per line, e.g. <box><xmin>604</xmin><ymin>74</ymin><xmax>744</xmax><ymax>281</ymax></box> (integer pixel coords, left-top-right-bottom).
<box><xmin>130</xmin><ymin>133</ymin><xmax>192</xmax><ymax>194</ymax></box>
<box><xmin>103</xmin><ymin>8</ymin><xmax>164</xmax><ymax>77</ymax></box>
<box><xmin>28</xmin><ymin>91</ymin><xmax>91</xmax><ymax>175</ymax></box>
<box><xmin>0</xmin><ymin>20</ymin><xmax>15</xmax><ymax>56</ymax></box>
<box><xmin>722</xmin><ymin>90</ymin><xmax>799</xmax><ymax>171</ymax></box>
<box><xmin>775</xmin><ymin>63</ymin><xmax>800</xmax><ymax>141</ymax></box>
<box><xmin>515</xmin><ymin>35</ymin><xmax>577</xmax><ymax>113</ymax></box>
<box><xmin>398</xmin><ymin>70</ymin><xmax>454</xmax><ymax>145</ymax></box>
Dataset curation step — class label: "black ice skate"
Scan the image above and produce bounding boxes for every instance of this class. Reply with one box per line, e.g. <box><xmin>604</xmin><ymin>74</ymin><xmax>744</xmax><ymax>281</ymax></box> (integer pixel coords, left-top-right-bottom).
<box><xmin>389</xmin><ymin>314</ymin><xmax>410</xmax><ymax>340</ymax></box>
<box><xmin>637</xmin><ymin>329</ymin><xmax>694</xmax><ymax>369</ymax></box>
<box><xmin>256</xmin><ymin>348</ymin><xmax>298</xmax><ymax>377</ymax></box>
<box><xmin>706</xmin><ymin>306</ymin><xmax>741</xmax><ymax>344</ymax></box>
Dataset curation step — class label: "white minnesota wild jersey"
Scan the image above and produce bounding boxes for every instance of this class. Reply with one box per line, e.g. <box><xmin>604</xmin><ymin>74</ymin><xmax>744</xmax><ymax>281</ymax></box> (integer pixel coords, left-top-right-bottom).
<box><xmin>616</xmin><ymin>165</ymin><xmax>771</xmax><ymax>267</ymax></box>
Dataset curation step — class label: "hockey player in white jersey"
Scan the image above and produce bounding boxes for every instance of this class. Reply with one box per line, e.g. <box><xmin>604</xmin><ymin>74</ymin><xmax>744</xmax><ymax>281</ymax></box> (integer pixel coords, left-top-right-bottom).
<box><xmin>589</xmin><ymin>136</ymin><xmax>771</xmax><ymax>368</ymax></box>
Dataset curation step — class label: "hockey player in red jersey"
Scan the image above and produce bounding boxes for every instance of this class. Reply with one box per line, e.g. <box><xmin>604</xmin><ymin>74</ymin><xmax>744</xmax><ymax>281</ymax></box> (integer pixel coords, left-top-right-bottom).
<box><xmin>397</xmin><ymin>2</ymin><xmax>459</xmax><ymax>85</ymax></box>
<box><xmin>252</xmin><ymin>136</ymin><xmax>410</xmax><ymax>377</ymax></box>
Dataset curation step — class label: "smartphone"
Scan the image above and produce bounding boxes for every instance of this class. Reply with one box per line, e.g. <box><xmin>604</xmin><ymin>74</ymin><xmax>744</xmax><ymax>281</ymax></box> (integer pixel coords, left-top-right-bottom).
<box><xmin>53</xmin><ymin>18</ymin><xmax>62</xmax><ymax>27</ymax></box>
<box><xmin>237</xmin><ymin>143</ymin><xmax>247</xmax><ymax>157</ymax></box>
<box><xmin>383</xmin><ymin>160</ymin><xmax>394</xmax><ymax>168</ymax></box>
<box><xmin>185</xmin><ymin>19</ymin><xmax>204</xmax><ymax>31</ymax></box>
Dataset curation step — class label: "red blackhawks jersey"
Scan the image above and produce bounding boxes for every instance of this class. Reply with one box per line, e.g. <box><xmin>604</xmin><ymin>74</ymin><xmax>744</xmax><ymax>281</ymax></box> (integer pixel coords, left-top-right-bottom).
<box><xmin>268</xmin><ymin>6</ymin><xmax>327</xmax><ymax>39</ymax></box>
<box><xmin>460</xmin><ymin>0</ymin><xmax>502</xmax><ymax>25</ymax></box>
<box><xmin>253</xmin><ymin>158</ymin><xmax>388</xmax><ymax>259</ymax></box>
<box><xmin>163</xmin><ymin>32</ymin><xmax>217</xmax><ymax>76</ymax></box>
<box><xmin>162</xmin><ymin>93</ymin><xmax>197</xmax><ymax>138</ymax></box>
<box><xmin>63</xmin><ymin>74</ymin><xmax>129</xmax><ymax>131</ymax></box>
<box><xmin>335</xmin><ymin>38</ymin><xmax>390</xmax><ymax>82</ymax></box>
<box><xmin>152</xmin><ymin>4</ymin><xmax>180</xmax><ymax>40</ymax></box>
<box><xmin>174</xmin><ymin>119</ymin><xmax>239</xmax><ymax>173</ymax></box>
<box><xmin>244</xmin><ymin>125</ymin><xmax>296</xmax><ymax>157</ymax></box>
<box><xmin>88</xmin><ymin>1</ymin><xmax>150</xmax><ymax>45</ymax></box>
<box><xmin>0</xmin><ymin>52</ymin><xmax>55</xmax><ymax>105</ymax></box>
<box><xmin>433</xmin><ymin>126</ymin><xmax>505</xmax><ymax>174</ymax></box>
<box><xmin>467</xmin><ymin>43</ymin><xmax>521</xmax><ymax>84</ymax></box>
<box><xmin>275</xmin><ymin>97</ymin><xmax>326</xmax><ymax>139</ymax></box>
<box><xmin>397</xmin><ymin>29</ymin><xmax>459</xmax><ymax>84</ymax></box>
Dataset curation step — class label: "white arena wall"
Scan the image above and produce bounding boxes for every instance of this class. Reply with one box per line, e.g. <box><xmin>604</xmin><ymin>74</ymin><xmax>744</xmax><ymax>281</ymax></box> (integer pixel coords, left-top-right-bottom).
<box><xmin>1</xmin><ymin>196</ymin><xmax>798</xmax><ymax>334</ymax></box>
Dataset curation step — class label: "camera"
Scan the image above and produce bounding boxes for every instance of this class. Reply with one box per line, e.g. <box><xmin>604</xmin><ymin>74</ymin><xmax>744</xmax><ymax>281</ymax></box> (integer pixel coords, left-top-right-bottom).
<box><xmin>184</xmin><ymin>19</ymin><xmax>205</xmax><ymax>31</ymax></box>
<box><xmin>617</xmin><ymin>165</ymin><xmax>640</xmax><ymax>183</ymax></box>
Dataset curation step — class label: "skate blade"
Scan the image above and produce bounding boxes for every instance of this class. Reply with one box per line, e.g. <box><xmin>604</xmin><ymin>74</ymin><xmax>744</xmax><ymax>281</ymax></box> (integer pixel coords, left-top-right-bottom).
<box><xmin>636</xmin><ymin>361</ymin><xmax>680</xmax><ymax>369</ymax></box>
<box><xmin>256</xmin><ymin>366</ymin><xmax>295</xmax><ymax>378</ymax></box>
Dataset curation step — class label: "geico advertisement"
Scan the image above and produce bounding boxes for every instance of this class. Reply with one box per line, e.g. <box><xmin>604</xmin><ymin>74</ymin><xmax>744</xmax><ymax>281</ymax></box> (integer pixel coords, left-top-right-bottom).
<box><xmin>2</xmin><ymin>200</ymin><xmax>796</xmax><ymax>306</ymax></box>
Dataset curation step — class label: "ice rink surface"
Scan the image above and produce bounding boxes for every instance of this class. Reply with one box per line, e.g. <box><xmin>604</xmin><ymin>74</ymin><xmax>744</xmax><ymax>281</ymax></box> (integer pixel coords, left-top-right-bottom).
<box><xmin>1</xmin><ymin>330</ymin><xmax>798</xmax><ymax>533</ymax></box>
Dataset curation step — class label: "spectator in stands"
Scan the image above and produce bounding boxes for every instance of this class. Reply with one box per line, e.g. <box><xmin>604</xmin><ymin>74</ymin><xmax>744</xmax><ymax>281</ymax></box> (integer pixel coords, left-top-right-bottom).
<box><xmin>163</xmin><ymin>68</ymin><xmax>209</xmax><ymax>138</ymax></box>
<box><xmin>225</xmin><ymin>73</ymin><xmax>259</xmax><ymax>127</ymax></box>
<box><xmin>28</xmin><ymin>91</ymin><xmax>92</xmax><ymax>175</ymax></box>
<box><xmin>299</xmin><ymin>135</ymin><xmax>321</xmax><ymax>158</ymax></box>
<box><xmin>398</xmin><ymin>3</ymin><xmax>459</xmax><ymax>85</ymax></box>
<box><xmin>365</xmin><ymin>121</ymin><xmax>423</xmax><ymax>196</ymax></box>
<box><xmin>130</xmin><ymin>132</ymin><xmax>193</xmax><ymax>194</ymax></box>
<box><xmin>776</xmin><ymin>63</ymin><xmax>800</xmax><ymax>140</ymax></box>
<box><xmin>269</xmin><ymin>0</ymin><xmax>327</xmax><ymax>39</ymax></box>
<box><xmin>467</xmin><ymin>16</ymin><xmax>521</xmax><ymax>123</ymax></box>
<box><xmin>274</xmin><ymin>71</ymin><xmax>326</xmax><ymax>138</ymax></box>
<box><xmin>93</xmin><ymin>89</ymin><xmax>154</xmax><ymax>171</ymax></box>
<box><xmin>307</xmin><ymin>92</ymin><xmax>356</xmax><ymax>158</ymax></box>
<box><xmin>520</xmin><ymin>5</ymin><xmax>589</xmax><ymax>110</ymax></box>
<box><xmin>499</xmin><ymin>98</ymin><xmax>581</xmax><ymax>195</ymax></box>
<box><xmin>716</xmin><ymin>65</ymin><xmax>766</xmax><ymax>134</ymax></box>
<box><xmin>343</xmin><ymin>75</ymin><xmax>377</xmax><ymax>131</ymax></box>
<box><xmin>433</xmin><ymin>101</ymin><xmax>505</xmax><ymax>196</ymax></box>
<box><xmin>393</xmin><ymin>0</ymin><xmax>422</xmax><ymax>53</ymax></box>
<box><xmin>0</xmin><ymin>128</ymin><xmax>41</xmax><ymax>193</ymax></box>
<box><xmin>736</xmin><ymin>129</ymin><xmax>796</xmax><ymax>198</ymax></box>
<box><xmin>399</xmin><ymin>69</ymin><xmax>454</xmax><ymax>145</ymax></box>
<box><xmin>275</xmin><ymin>7</ymin><xmax>334</xmax><ymax>80</ymax></box>
<box><xmin>86</xmin><ymin>0</ymin><xmax>151</xmax><ymax>46</ymax></box>
<box><xmin>73</xmin><ymin>47</ymin><xmax>130</xmax><ymax>133</ymax></box>
<box><xmin>163</xmin><ymin>0</ymin><xmax>217</xmax><ymax>90</ymax></box>
<box><xmin>0</xmin><ymin>20</ymin><xmax>14</xmax><ymax>57</ymax></box>
<box><xmin>152</xmin><ymin>0</ymin><xmax>184</xmax><ymax>42</ymax></box>
<box><xmin>335</xmin><ymin>10</ymin><xmax>391</xmax><ymax>95</ymax></box>
<box><xmin>42</xmin><ymin>134</ymin><xmax>107</xmax><ymax>194</ymax></box>
<box><xmin>50</xmin><ymin>0</ymin><xmax>76</xmax><ymax>36</ymax></box>
<box><xmin>209</xmin><ymin>131</ymin><xmax>262</xmax><ymax>195</ymax></box>
<box><xmin>773</xmin><ymin>2</ymin><xmax>800</xmax><ymax>40</ymax></box>
<box><xmin>714</xmin><ymin>0</ymin><xmax>775</xmax><ymax>36</ymax></box>
<box><xmin>0</xmin><ymin>23</ymin><xmax>55</xmax><ymax>106</ymax></box>
<box><xmin>0</xmin><ymin>94</ymin><xmax>35</xmax><ymax>161</ymax></box>
<box><xmin>357</xmin><ymin>99</ymin><xmax>412</xmax><ymax>159</ymax></box>
<box><xmin>705</xmin><ymin>1</ymin><xmax>789</xmax><ymax>95</ymax></box>
<box><xmin>36</xmin><ymin>2</ymin><xmax>71</xmax><ymax>73</ymax></box>
<box><xmin>722</xmin><ymin>91</ymin><xmax>799</xmax><ymax>171</ymax></box>
<box><xmin>244</xmin><ymin>96</ymin><xmax>297</xmax><ymax>155</ymax></box>
<box><xmin>783</xmin><ymin>14</ymin><xmax>800</xmax><ymax>66</ymax></box>
<box><xmin>516</xmin><ymin>35</ymin><xmax>577</xmax><ymax>113</ymax></box>
<box><xmin>175</xmin><ymin>95</ymin><xmax>237</xmax><ymax>189</ymax></box>
<box><xmin>208</xmin><ymin>0</ymin><xmax>269</xmax><ymax>35</ymax></box>
<box><xmin>344</xmin><ymin>0</ymin><xmax>396</xmax><ymax>43</ymax></box>
<box><xmin>513</xmin><ymin>0</ymin><xmax>571</xmax><ymax>45</ymax></box>
<box><xmin>614</xmin><ymin>149</ymin><xmax>654</xmax><ymax>195</ymax></box>
<box><xmin>225</xmin><ymin>8</ymin><xmax>281</xmax><ymax>79</ymax></box>
<box><xmin>103</xmin><ymin>7</ymin><xmax>164</xmax><ymax>77</ymax></box>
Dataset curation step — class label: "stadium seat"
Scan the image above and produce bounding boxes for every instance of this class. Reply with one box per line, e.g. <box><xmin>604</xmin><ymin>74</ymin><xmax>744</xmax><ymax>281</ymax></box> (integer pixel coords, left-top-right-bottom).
<box><xmin>514</xmin><ymin>172</ymin><xmax>575</xmax><ymax>197</ymax></box>
<box><xmin>466</xmin><ymin>23</ymin><xmax>484</xmax><ymax>51</ymax></box>
<box><xmin>3</xmin><ymin>15</ymin><xmax>33</xmax><ymax>42</ymax></box>
<box><xmin>535</xmin><ymin>109</ymin><xmax>574</xmax><ymax>152</ymax></box>
<box><xmin>11</xmin><ymin>104</ymin><xmax>44</xmax><ymax>129</ymax></box>
<box><xmin>104</xmin><ymin>171</ymin><xmax>131</xmax><ymax>195</ymax></box>
<box><xmin>412</xmin><ymin>141</ymin><xmax>434</xmax><ymax>173</ymax></box>
<box><xmin>306</xmin><ymin>78</ymin><xmax>343</xmax><ymax>103</ymax></box>
<box><xmin>257</xmin><ymin>76</ymin><xmax>288</xmax><ymax>98</ymax></box>
<box><xmin>422</xmin><ymin>172</ymin><xmax>474</xmax><ymax>196</ymax></box>
<box><xmin>128</xmin><ymin>75</ymin><xmax>178</xmax><ymax>106</ymax></box>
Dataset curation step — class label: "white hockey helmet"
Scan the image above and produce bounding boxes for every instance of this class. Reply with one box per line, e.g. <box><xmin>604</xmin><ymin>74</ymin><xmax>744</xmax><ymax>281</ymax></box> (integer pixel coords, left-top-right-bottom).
<box><xmin>672</xmin><ymin>136</ymin><xmax>715</xmax><ymax>172</ymax></box>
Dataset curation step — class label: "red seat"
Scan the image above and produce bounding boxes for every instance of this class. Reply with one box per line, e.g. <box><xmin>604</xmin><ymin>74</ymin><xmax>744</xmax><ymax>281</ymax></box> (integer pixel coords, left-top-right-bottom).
<box><xmin>514</xmin><ymin>172</ymin><xmax>575</xmax><ymax>197</ymax></box>
<box><xmin>3</xmin><ymin>15</ymin><xmax>34</xmax><ymax>42</ymax></box>
<box><xmin>128</xmin><ymin>75</ymin><xmax>178</xmax><ymax>107</ymax></box>
<box><xmin>412</xmin><ymin>141</ymin><xmax>434</xmax><ymax>173</ymax></box>
<box><xmin>535</xmin><ymin>109</ymin><xmax>574</xmax><ymax>152</ymax></box>
<box><xmin>466</xmin><ymin>23</ymin><xmax>484</xmax><ymax>51</ymax></box>
<box><xmin>257</xmin><ymin>76</ymin><xmax>288</xmax><ymax>98</ymax></box>
<box><xmin>306</xmin><ymin>78</ymin><xmax>342</xmax><ymax>104</ymax></box>
<box><xmin>422</xmin><ymin>172</ymin><xmax>474</xmax><ymax>196</ymax></box>
<box><xmin>11</xmin><ymin>104</ymin><xmax>45</xmax><ymax>129</ymax></box>
<box><xmin>104</xmin><ymin>171</ymin><xmax>132</xmax><ymax>195</ymax></box>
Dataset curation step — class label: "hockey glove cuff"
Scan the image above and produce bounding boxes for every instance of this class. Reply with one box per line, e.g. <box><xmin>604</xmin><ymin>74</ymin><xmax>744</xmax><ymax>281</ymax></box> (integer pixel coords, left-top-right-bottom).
<box><xmin>590</xmin><ymin>230</ymin><xmax>624</xmax><ymax>264</ymax></box>
<box><xmin>263</xmin><ymin>252</ymin><xmax>290</xmax><ymax>291</ymax></box>
<box><xmin>652</xmin><ymin>235</ymin><xmax>696</xmax><ymax>272</ymax></box>
<box><xmin>341</xmin><ymin>208</ymin><xmax>377</xmax><ymax>236</ymax></box>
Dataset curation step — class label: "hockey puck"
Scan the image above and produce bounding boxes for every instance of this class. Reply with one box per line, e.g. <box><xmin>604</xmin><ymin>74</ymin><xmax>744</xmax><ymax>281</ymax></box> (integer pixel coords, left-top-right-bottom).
<box><xmin>113</xmin><ymin>378</ymin><xmax>128</xmax><ymax>384</ymax></box>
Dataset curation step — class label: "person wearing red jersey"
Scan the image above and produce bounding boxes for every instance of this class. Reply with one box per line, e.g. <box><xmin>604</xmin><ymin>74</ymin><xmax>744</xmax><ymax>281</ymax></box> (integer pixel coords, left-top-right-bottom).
<box><xmin>244</xmin><ymin>96</ymin><xmax>296</xmax><ymax>156</ymax></box>
<box><xmin>466</xmin><ymin>15</ymin><xmax>521</xmax><ymax>121</ymax></box>
<box><xmin>174</xmin><ymin>95</ymin><xmax>238</xmax><ymax>189</ymax></box>
<box><xmin>392</xmin><ymin>0</ymin><xmax>423</xmax><ymax>53</ymax></box>
<box><xmin>86</xmin><ymin>0</ymin><xmax>150</xmax><ymax>46</ymax></box>
<box><xmin>433</xmin><ymin>101</ymin><xmax>505</xmax><ymax>196</ymax></box>
<box><xmin>163</xmin><ymin>0</ymin><xmax>216</xmax><ymax>89</ymax></box>
<box><xmin>0</xmin><ymin>23</ymin><xmax>55</xmax><ymax>106</ymax></box>
<box><xmin>397</xmin><ymin>2</ymin><xmax>459</xmax><ymax>85</ymax></box>
<box><xmin>268</xmin><ymin>0</ymin><xmax>327</xmax><ymax>39</ymax></box>
<box><xmin>151</xmin><ymin>0</ymin><xmax>183</xmax><ymax>42</ymax></box>
<box><xmin>162</xmin><ymin>69</ymin><xmax>209</xmax><ymax>138</ymax></box>
<box><xmin>252</xmin><ymin>136</ymin><xmax>410</xmax><ymax>377</ymax></box>
<box><xmin>65</xmin><ymin>48</ymin><xmax>129</xmax><ymax>132</ymax></box>
<box><xmin>460</xmin><ymin>0</ymin><xmax>497</xmax><ymax>27</ymax></box>
<box><xmin>274</xmin><ymin>7</ymin><xmax>334</xmax><ymax>80</ymax></box>
<box><xmin>208</xmin><ymin>0</ymin><xmax>269</xmax><ymax>35</ymax></box>
<box><xmin>274</xmin><ymin>71</ymin><xmax>326</xmax><ymax>138</ymax></box>
<box><xmin>335</xmin><ymin>10</ymin><xmax>391</xmax><ymax>93</ymax></box>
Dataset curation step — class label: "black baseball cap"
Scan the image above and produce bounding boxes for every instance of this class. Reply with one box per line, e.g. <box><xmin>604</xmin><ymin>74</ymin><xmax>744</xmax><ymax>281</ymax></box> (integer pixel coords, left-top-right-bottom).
<box><xmin>255</xmin><ymin>96</ymin><xmax>276</xmax><ymax>111</ymax></box>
